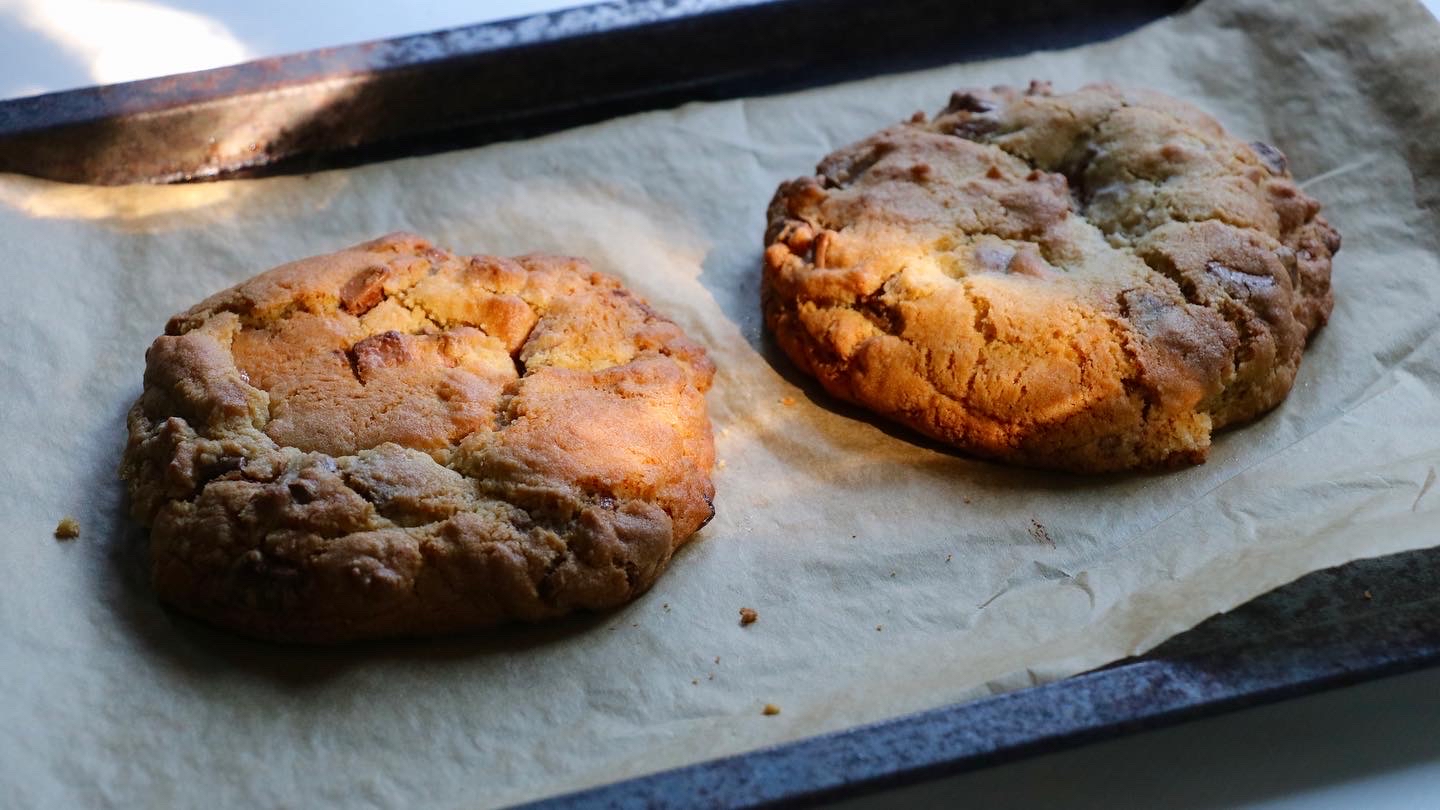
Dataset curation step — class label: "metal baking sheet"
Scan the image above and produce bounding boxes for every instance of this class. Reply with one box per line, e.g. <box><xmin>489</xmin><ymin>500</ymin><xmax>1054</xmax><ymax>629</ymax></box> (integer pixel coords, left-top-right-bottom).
<box><xmin>0</xmin><ymin>0</ymin><xmax>1181</xmax><ymax>184</ymax></box>
<box><xmin>3</xmin><ymin>1</ymin><xmax>1436</xmax><ymax>807</ymax></box>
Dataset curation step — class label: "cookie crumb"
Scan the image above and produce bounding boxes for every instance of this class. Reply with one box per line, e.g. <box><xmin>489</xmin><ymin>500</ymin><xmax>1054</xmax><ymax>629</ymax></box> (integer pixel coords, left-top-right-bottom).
<box><xmin>692</xmin><ymin>678</ymin><xmax>699</xmax><ymax>685</ymax></box>
<box><xmin>716</xmin><ymin>459</ymin><xmax>727</xmax><ymax>469</ymax></box>
<box><xmin>54</xmin><ymin>517</ymin><xmax>80</xmax><ymax>540</ymax></box>
<box><xmin>739</xmin><ymin>607</ymin><xmax>758</xmax><ymax>626</ymax></box>
<box><xmin>762</xmin><ymin>703</ymin><xmax>781</xmax><ymax>716</ymax></box>
<box><xmin>889</xmin><ymin>570</ymin><xmax>897</xmax><ymax>577</ymax></box>
<box><xmin>714</xmin><ymin>656</ymin><xmax>721</xmax><ymax>664</ymax></box>
<box><xmin>1028</xmin><ymin>519</ymin><xmax>1055</xmax><ymax>548</ymax></box>
<box><xmin>876</xmin><ymin>624</ymin><xmax>884</xmax><ymax>632</ymax></box>
<box><xmin>708</xmin><ymin>672</ymin><xmax>716</xmax><ymax>680</ymax></box>
<box><xmin>1363</xmin><ymin>590</ymin><xmax>1373</xmax><ymax>601</ymax></box>
<box><xmin>663</xmin><ymin>602</ymin><xmax>671</xmax><ymax>612</ymax></box>
<box><xmin>945</xmin><ymin>554</ymin><xmax>953</xmax><ymax>563</ymax></box>
<box><xmin>963</xmin><ymin>497</ymin><xmax>972</xmax><ymax>504</ymax></box>
<box><xmin>780</xmin><ymin>396</ymin><xmax>796</xmax><ymax>407</ymax></box>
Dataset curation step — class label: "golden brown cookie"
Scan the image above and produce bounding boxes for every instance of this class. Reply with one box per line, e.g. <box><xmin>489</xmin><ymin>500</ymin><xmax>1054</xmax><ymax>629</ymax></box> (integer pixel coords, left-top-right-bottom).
<box><xmin>763</xmin><ymin>81</ymin><xmax>1339</xmax><ymax>472</ymax></box>
<box><xmin>122</xmin><ymin>233</ymin><xmax>716</xmax><ymax>642</ymax></box>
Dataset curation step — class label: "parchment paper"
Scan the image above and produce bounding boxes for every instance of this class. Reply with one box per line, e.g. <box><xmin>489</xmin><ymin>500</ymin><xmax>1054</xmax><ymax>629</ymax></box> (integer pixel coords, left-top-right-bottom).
<box><xmin>3</xmin><ymin>0</ymin><xmax>1439</xmax><ymax>806</ymax></box>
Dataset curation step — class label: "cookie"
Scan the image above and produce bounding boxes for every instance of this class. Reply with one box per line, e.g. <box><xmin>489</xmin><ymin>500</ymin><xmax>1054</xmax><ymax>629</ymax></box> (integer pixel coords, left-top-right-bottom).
<box><xmin>763</xmin><ymin>81</ymin><xmax>1338</xmax><ymax>472</ymax></box>
<box><xmin>121</xmin><ymin>233</ymin><xmax>716</xmax><ymax>642</ymax></box>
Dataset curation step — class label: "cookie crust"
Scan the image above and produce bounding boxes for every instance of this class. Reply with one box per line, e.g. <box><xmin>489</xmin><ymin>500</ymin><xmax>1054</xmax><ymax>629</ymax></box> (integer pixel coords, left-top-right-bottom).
<box><xmin>763</xmin><ymin>82</ymin><xmax>1339</xmax><ymax>472</ymax></box>
<box><xmin>122</xmin><ymin>233</ymin><xmax>715</xmax><ymax>642</ymax></box>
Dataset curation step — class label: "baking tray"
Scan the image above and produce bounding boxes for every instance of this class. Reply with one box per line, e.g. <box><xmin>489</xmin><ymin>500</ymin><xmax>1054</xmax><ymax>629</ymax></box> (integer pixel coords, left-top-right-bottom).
<box><xmin>3</xmin><ymin>1</ymin><xmax>1437</xmax><ymax>807</ymax></box>
<box><xmin>0</xmin><ymin>0</ymin><xmax>1185</xmax><ymax>184</ymax></box>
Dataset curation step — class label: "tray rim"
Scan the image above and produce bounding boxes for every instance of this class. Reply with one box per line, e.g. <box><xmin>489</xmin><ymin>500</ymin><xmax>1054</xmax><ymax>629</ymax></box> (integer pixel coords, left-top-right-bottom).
<box><xmin>0</xmin><ymin>0</ymin><xmax>1186</xmax><ymax>184</ymax></box>
<box><xmin>0</xmin><ymin>1</ymin><xmax>788</xmax><ymax>132</ymax></box>
<box><xmin>519</xmin><ymin>570</ymin><xmax>1440</xmax><ymax>808</ymax></box>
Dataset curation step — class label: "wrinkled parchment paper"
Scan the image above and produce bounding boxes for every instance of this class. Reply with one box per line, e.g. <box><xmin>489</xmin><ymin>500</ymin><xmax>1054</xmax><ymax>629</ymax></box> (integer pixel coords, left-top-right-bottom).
<box><xmin>4</xmin><ymin>0</ymin><xmax>1440</xmax><ymax>806</ymax></box>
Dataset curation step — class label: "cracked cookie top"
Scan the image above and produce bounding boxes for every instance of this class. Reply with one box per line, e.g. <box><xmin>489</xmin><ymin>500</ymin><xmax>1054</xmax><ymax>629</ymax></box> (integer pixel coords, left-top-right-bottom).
<box><xmin>122</xmin><ymin>233</ymin><xmax>716</xmax><ymax>642</ymax></box>
<box><xmin>763</xmin><ymin>81</ymin><xmax>1338</xmax><ymax>472</ymax></box>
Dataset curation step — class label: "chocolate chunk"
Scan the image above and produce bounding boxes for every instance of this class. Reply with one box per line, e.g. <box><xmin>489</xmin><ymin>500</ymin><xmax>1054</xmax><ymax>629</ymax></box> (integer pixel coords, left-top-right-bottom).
<box><xmin>974</xmin><ymin>244</ymin><xmax>1017</xmax><ymax>274</ymax></box>
<box><xmin>339</xmin><ymin>266</ymin><xmax>387</xmax><ymax>315</ymax></box>
<box><xmin>1249</xmin><ymin>141</ymin><xmax>1289</xmax><ymax>175</ymax></box>
<box><xmin>287</xmin><ymin>480</ymin><xmax>317</xmax><ymax>504</ymax></box>
<box><xmin>196</xmin><ymin>456</ymin><xmax>244</xmax><ymax>487</ymax></box>
<box><xmin>1026</xmin><ymin>80</ymin><xmax>1053</xmax><ymax>96</ymax></box>
<box><xmin>950</xmin><ymin>117</ymin><xmax>1000</xmax><ymax>139</ymax></box>
<box><xmin>946</xmin><ymin>91</ymin><xmax>996</xmax><ymax>114</ymax></box>
<box><xmin>350</xmin><ymin>330</ymin><xmax>413</xmax><ymax>376</ymax></box>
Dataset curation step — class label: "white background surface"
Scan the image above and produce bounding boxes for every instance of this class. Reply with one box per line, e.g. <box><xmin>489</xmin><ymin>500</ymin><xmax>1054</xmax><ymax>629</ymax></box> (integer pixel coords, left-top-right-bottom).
<box><xmin>2</xmin><ymin>2</ymin><xmax>1438</xmax><ymax>808</ymax></box>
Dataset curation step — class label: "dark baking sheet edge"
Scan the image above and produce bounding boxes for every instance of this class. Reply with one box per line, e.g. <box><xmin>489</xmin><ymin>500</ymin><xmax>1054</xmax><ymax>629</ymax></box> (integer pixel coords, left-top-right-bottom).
<box><xmin>0</xmin><ymin>0</ymin><xmax>1186</xmax><ymax>184</ymax></box>
<box><xmin>520</xmin><ymin>545</ymin><xmax>1440</xmax><ymax>808</ymax></box>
